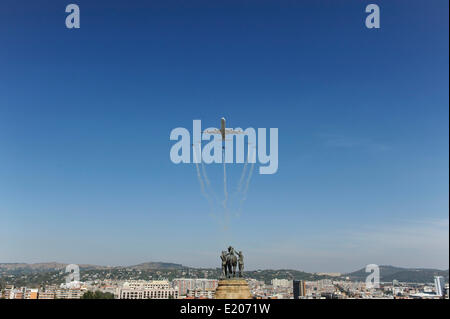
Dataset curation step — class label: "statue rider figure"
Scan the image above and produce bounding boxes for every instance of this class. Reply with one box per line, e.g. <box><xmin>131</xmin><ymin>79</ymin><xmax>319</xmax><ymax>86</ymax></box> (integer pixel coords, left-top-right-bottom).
<box><xmin>220</xmin><ymin>251</ymin><xmax>227</xmax><ymax>278</ymax></box>
<box><xmin>237</xmin><ymin>251</ymin><xmax>244</xmax><ymax>277</ymax></box>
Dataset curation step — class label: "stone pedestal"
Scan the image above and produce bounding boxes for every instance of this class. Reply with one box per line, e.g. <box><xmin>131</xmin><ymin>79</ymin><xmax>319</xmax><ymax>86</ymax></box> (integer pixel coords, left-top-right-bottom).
<box><xmin>214</xmin><ymin>279</ymin><xmax>253</xmax><ymax>299</ymax></box>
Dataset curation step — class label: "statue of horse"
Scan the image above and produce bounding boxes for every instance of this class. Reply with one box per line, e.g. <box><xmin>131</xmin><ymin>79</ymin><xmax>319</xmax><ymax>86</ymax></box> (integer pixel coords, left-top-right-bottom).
<box><xmin>226</xmin><ymin>252</ymin><xmax>237</xmax><ymax>278</ymax></box>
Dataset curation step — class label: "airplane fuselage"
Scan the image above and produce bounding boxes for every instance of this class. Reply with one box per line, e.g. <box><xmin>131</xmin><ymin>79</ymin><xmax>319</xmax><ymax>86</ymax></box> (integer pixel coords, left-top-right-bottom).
<box><xmin>220</xmin><ymin>117</ymin><xmax>226</xmax><ymax>140</ymax></box>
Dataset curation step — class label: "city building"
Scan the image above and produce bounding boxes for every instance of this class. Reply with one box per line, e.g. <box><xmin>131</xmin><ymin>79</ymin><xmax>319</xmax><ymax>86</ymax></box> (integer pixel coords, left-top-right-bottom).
<box><xmin>271</xmin><ymin>279</ymin><xmax>291</xmax><ymax>288</ymax></box>
<box><xmin>55</xmin><ymin>288</ymin><xmax>85</xmax><ymax>299</ymax></box>
<box><xmin>172</xmin><ymin>278</ymin><xmax>218</xmax><ymax>297</ymax></box>
<box><xmin>293</xmin><ymin>280</ymin><xmax>306</xmax><ymax>299</ymax></box>
<box><xmin>14</xmin><ymin>291</ymin><xmax>24</xmax><ymax>299</ymax></box>
<box><xmin>118</xmin><ymin>280</ymin><xmax>179</xmax><ymax>299</ymax></box>
<box><xmin>2</xmin><ymin>285</ymin><xmax>15</xmax><ymax>299</ymax></box>
<box><xmin>24</xmin><ymin>289</ymin><xmax>38</xmax><ymax>299</ymax></box>
<box><xmin>38</xmin><ymin>291</ymin><xmax>56</xmax><ymax>299</ymax></box>
<box><xmin>122</xmin><ymin>280</ymin><xmax>171</xmax><ymax>290</ymax></box>
<box><xmin>186</xmin><ymin>288</ymin><xmax>216</xmax><ymax>299</ymax></box>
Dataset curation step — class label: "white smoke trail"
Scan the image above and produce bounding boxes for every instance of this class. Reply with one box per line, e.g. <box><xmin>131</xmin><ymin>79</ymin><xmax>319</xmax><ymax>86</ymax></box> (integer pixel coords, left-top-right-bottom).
<box><xmin>236</xmin><ymin>147</ymin><xmax>256</xmax><ymax>217</ymax></box>
<box><xmin>234</xmin><ymin>155</ymin><xmax>248</xmax><ymax>218</ymax></box>
<box><xmin>201</xmin><ymin>160</ymin><xmax>220</xmax><ymax>206</ymax></box>
<box><xmin>242</xmin><ymin>161</ymin><xmax>255</xmax><ymax>201</ymax></box>
<box><xmin>194</xmin><ymin>160</ymin><xmax>206</xmax><ymax>196</ymax></box>
<box><xmin>222</xmin><ymin>147</ymin><xmax>230</xmax><ymax>231</ymax></box>
<box><xmin>223</xmin><ymin>150</ymin><xmax>228</xmax><ymax>209</ymax></box>
<box><xmin>192</xmin><ymin>142</ymin><xmax>218</xmax><ymax>220</ymax></box>
<box><xmin>236</xmin><ymin>161</ymin><xmax>255</xmax><ymax>216</ymax></box>
<box><xmin>237</xmin><ymin>160</ymin><xmax>248</xmax><ymax>194</ymax></box>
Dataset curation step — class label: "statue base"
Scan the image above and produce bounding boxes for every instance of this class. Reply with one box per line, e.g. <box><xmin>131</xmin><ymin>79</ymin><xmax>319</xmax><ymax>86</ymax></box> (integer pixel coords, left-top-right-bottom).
<box><xmin>214</xmin><ymin>279</ymin><xmax>253</xmax><ymax>299</ymax></box>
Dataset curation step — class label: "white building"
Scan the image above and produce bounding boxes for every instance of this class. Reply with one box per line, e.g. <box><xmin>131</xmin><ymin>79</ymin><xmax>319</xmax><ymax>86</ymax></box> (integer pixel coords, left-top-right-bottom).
<box><xmin>118</xmin><ymin>280</ymin><xmax>179</xmax><ymax>299</ymax></box>
<box><xmin>172</xmin><ymin>278</ymin><xmax>218</xmax><ymax>296</ymax></box>
<box><xmin>271</xmin><ymin>279</ymin><xmax>292</xmax><ymax>288</ymax></box>
<box><xmin>122</xmin><ymin>280</ymin><xmax>171</xmax><ymax>290</ymax></box>
<box><xmin>55</xmin><ymin>288</ymin><xmax>85</xmax><ymax>299</ymax></box>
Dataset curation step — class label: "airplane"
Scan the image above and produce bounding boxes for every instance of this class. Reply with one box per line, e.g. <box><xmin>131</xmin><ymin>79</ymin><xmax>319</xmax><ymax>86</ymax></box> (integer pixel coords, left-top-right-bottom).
<box><xmin>203</xmin><ymin>117</ymin><xmax>245</xmax><ymax>141</ymax></box>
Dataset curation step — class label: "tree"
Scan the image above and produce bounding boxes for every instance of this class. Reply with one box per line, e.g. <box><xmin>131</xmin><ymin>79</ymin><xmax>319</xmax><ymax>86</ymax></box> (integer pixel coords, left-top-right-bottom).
<box><xmin>81</xmin><ymin>291</ymin><xmax>114</xmax><ymax>299</ymax></box>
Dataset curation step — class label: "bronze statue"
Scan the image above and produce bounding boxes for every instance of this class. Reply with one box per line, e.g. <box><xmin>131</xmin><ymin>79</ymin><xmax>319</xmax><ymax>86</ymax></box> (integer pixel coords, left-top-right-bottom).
<box><xmin>220</xmin><ymin>246</ymin><xmax>242</xmax><ymax>278</ymax></box>
<box><xmin>237</xmin><ymin>251</ymin><xmax>244</xmax><ymax>277</ymax></box>
<box><xmin>220</xmin><ymin>251</ymin><xmax>227</xmax><ymax>277</ymax></box>
<box><xmin>227</xmin><ymin>246</ymin><xmax>237</xmax><ymax>278</ymax></box>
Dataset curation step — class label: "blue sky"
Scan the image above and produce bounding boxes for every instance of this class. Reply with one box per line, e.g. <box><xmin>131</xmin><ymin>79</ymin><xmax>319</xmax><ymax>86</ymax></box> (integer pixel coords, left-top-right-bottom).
<box><xmin>0</xmin><ymin>0</ymin><xmax>448</xmax><ymax>272</ymax></box>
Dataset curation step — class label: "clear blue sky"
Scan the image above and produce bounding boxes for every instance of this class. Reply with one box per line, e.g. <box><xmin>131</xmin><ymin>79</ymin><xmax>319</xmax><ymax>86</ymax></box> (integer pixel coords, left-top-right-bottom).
<box><xmin>0</xmin><ymin>0</ymin><xmax>448</xmax><ymax>272</ymax></box>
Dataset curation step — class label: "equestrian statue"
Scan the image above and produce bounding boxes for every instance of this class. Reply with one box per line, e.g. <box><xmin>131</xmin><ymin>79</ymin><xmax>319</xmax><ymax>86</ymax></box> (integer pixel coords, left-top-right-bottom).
<box><xmin>220</xmin><ymin>246</ymin><xmax>244</xmax><ymax>278</ymax></box>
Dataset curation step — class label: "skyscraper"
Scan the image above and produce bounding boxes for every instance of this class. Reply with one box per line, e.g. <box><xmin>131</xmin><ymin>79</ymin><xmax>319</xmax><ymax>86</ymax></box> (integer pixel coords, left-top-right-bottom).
<box><xmin>293</xmin><ymin>280</ymin><xmax>306</xmax><ymax>299</ymax></box>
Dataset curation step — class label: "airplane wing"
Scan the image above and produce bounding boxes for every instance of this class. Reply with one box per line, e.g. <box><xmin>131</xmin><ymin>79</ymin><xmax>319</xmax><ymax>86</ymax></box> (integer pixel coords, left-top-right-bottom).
<box><xmin>225</xmin><ymin>129</ymin><xmax>246</xmax><ymax>134</ymax></box>
<box><xmin>203</xmin><ymin>129</ymin><xmax>221</xmax><ymax>134</ymax></box>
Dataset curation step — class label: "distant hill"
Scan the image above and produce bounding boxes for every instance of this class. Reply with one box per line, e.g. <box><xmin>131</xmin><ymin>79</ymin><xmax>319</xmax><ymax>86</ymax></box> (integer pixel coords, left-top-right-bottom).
<box><xmin>1</xmin><ymin>262</ymin><xmax>448</xmax><ymax>284</ymax></box>
<box><xmin>0</xmin><ymin>261</ymin><xmax>184</xmax><ymax>274</ymax></box>
<box><xmin>244</xmin><ymin>269</ymin><xmax>329</xmax><ymax>283</ymax></box>
<box><xmin>127</xmin><ymin>262</ymin><xmax>184</xmax><ymax>270</ymax></box>
<box><xmin>0</xmin><ymin>262</ymin><xmax>67</xmax><ymax>272</ymax></box>
<box><xmin>0</xmin><ymin>262</ymin><xmax>107</xmax><ymax>274</ymax></box>
<box><xmin>345</xmin><ymin>265</ymin><xmax>449</xmax><ymax>283</ymax></box>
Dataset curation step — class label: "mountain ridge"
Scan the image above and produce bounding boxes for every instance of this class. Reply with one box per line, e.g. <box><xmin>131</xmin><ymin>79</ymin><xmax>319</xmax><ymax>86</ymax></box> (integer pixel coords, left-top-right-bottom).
<box><xmin>0</xmin><ymin>261</ymin><xmax>185</xmax><ymax>271</ymax></box>
<box><xmin>1</xmin><ymin>262</ymin><xmax>448</xmax><ymax>284</ymax></box>
<box><xmin>345</xmin><ymin>265</ymin><xmax>449</xmax><ymax>283</ymax></box>
<box><xmin>1</xmin><ymin>262</ymin><xmax>448</xmax><ymax>274</ymax></box>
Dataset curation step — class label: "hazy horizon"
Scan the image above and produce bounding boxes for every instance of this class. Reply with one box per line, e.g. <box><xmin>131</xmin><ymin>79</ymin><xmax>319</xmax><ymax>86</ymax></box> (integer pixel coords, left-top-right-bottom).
<box><xmin>1</xmin><ymin>259</ymin><xmax>449</xmax><ymax>274</ymax></box>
